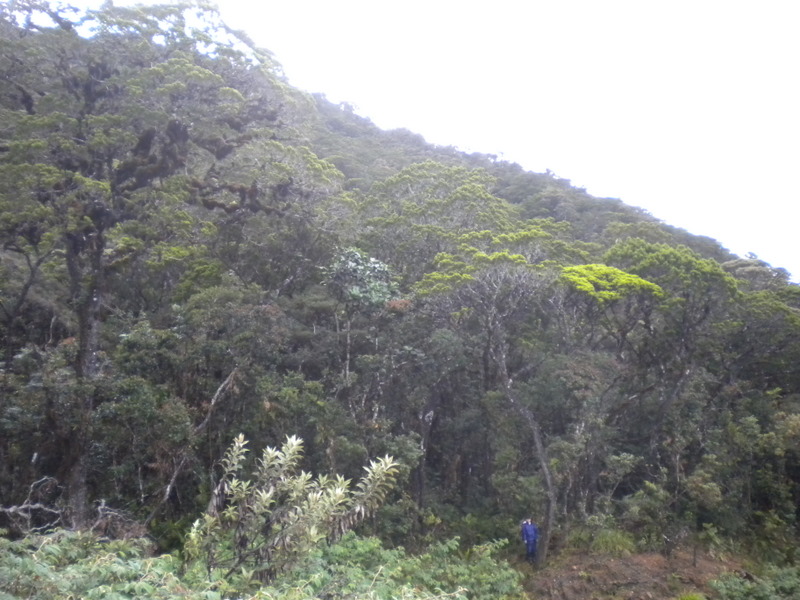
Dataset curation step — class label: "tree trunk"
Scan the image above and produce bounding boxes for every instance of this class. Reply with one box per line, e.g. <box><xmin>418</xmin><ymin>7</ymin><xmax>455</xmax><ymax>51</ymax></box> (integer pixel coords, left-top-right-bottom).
<box><xmin>493</xmin><ymin>329</ymin><xmax>557</xmax><ymax>565</ymax></box>
<box><xmin>63</xmin><ymin>228</ymin><xmax>106</xmax><ymax>527</ymax></box>
<box><xmin>66</xmin><ymin>452</ymin><xmax>90</xmax><ymax>528</ymax></box>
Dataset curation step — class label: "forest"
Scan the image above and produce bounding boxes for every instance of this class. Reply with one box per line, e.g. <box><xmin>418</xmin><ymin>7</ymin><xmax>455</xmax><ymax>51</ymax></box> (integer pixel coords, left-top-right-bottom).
<box><xmin>1</xmin><ymin>2</ymin><xmax>800</xmax><ymax>599</ymax></box>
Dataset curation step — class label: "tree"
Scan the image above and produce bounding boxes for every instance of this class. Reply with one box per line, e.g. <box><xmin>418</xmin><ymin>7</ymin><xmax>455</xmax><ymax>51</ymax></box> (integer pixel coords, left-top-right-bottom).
<box><xmin>0</xmin><ymin>0</ymin><xmax>310</xmax><ymax>526</ymax></box>
<box><xmin>559</xmin><ymin>263</ymin><xmax>663</xmax><ymax>356</ymax></box>
<box><xmin>602</xmin><ymin>240</ymin><xmax>739</xmax><ymax>434</ymax></box>
<box><xmin>356</xmin><ymin>161</ymin><xmax>518</xmax><ymax>284</ymax></box>
<box><xmin>417</xmin><ymin>247</ymin><xmax>561</xmax><ymax>564</ymax></box>
<box><xmin>325</xmin><ymin>248</ymin><xmax>396</xmax><ymax>386</ymax></box>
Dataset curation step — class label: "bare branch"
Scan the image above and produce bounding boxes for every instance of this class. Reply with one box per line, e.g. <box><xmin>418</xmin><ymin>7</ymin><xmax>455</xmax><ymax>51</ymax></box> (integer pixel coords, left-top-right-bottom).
<box><xmin>0</xmin><ymin>477</ymin><xmax>63</xmax><ymax>534</ymax></box>
<box><xmin>195</xmin><ymin>367</ymin><xmax>239</xmax><ymax>435</ymax></box>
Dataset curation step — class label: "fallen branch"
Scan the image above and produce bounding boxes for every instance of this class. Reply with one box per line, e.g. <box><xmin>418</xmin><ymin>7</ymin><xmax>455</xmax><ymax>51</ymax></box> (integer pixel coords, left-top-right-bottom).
<box><xmin>0</xmin><ymin>477</ymin><xmax>63</xmax><ymax>534</ymax></box>
<box><xmin>91</xmin><ymin>499</ymin><xmax>146</xmax><ymax>539</ymax></box>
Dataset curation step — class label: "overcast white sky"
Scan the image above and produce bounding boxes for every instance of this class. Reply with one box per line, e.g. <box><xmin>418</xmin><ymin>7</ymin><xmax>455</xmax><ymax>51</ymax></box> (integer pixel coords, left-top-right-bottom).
<box><xmin>86</xmin><ymin>1</ymin><xmax>800</xmax><ymax>279</ymax></box>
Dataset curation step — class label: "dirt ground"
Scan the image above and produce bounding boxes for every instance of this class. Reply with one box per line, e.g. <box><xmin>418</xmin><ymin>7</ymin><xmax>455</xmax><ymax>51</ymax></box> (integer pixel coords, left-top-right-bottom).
<box><xmin>521</xmin><ymin>548</ymin><xmax>742</xmax><ymax>600</ymax></box>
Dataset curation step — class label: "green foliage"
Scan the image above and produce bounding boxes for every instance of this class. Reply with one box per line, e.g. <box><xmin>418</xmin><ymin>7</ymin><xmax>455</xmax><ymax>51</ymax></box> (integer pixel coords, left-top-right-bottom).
<box><xmin>589</xmin><ymin>528</ymin><xmax>636</xmax><ymax>557</ymax></box>
<box><xmin>693</xmin><ymin>523</ymin><xmax>725</xmax><ymax>560</ymax></box>
<box><xmin>561</xmin><ymin>263</ymin><xmax>663</xmax><ymax>302</ymax></box>
<box><xmin>604</xmin><ymin>239</ymin><xmax>738</xmax><ymax>302</ymax></box>
<box><xmin>394</xmin><ymin>538</ymin><xmax>523</xmax><ymax>600</ymax></box>
<box><xmin>0</xmin><ymin>529</ymin><xmax>518</xmax><ymax>600</ymax></box>
<box><xmin>94</xmin><ymin>377</ymin><xmax>193</xmax><ymax>507</ymax></box>
<box><xmin>184</xmin><ymin>434</ymin><xmax>399</xmax><ymax>585</ymax></box>
<box><xmin>326</xmin><ymin>248</ymin><xmax>397</xmax><ymax>312</ymax></box>
<box><xmin>712</xmin><ymin>567</ymin><xmax>800</xmax><ymax>600</ymax></box>
<box><xmin>566</xmin><ymin>516</ymin><xmax>636</xmax><ymax>557</ymax></box>
<box><xmin>748</xmin><ymin>510</ymin><xmax>798</xmax><ymax>565</ymax></box>
<box><xmin>354</xmin><ymin>161</ymin><xmax>521</xmax><ymax>283</ymax></box>
<box><xmin>414</xmin><ymin>252</ymin><xmax>476</xmax><ymax>296</ymax></box>
<box><xmin>295</xmin><ymin>533</ymin><xmax>523</xmax><ymax>600</ymax></box>
<box><xmin>0</xmin><ymin>530</ymin><xmax>216</xmax><ymax>600</ymax></box>
<box><xmin>3</xmin><ymin>1</ymin><xmax>800</xmax><ymax>591</ymax></box>
<box><xmin>621</xmin><ymin>480</ymin><xmax>674</xmax><ymax>551</ymax></box>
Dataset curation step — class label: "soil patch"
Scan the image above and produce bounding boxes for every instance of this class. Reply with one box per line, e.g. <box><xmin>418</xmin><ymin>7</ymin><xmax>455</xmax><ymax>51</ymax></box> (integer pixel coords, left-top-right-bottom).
<box><xmin>522</xmin><ymin>549</ymin><xmax>741</xmax><ymax>600</ymax></box>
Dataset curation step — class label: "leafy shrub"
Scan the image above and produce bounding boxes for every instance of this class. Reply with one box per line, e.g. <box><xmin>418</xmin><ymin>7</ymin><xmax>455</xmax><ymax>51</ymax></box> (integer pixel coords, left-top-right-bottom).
<box><xmin>292</xmin><ymin>533</ymin><xmax>524</xmax><ymax>600</ymax></box>
<box><xmin>711</xmin><ymin>567</ymin><xmax>800</xmax><ymax>600</ymax></box>
<box><xmin>0</xmin><ymin>530</ymin><xmax>217</xmax><ymax>600</ymax></box>
<box><xmin>184</xmin><ymin>434</ymin><xmax>398</xmax><ymax>586</ymax></box>
<box><xmin>589</xmin><ymin>528</ymin><xmax>636</xmax><ymax>557</ymax></box>
<box><xmin>0</xmin><ymin>529</ymin><xmax>522</xmax><ymax>600</ymax></box>
<box><xmin>621</xmin><ymin>479</ymin><xmax>673</xmax><ymax>551</ymax></box>
<box><xmin>395</xmin><ymin>537</ymin><xmax>523</xmax><ymax>600</ymax></box>
<box><xmin>565</xmin><ymin>515</ymin><xmax>635</xmax><ymax>557</ymax></box>
<box><xmin>747</xmin><ymin>510</ymin><xmax>798</xmax><ymax>565</ymax></box>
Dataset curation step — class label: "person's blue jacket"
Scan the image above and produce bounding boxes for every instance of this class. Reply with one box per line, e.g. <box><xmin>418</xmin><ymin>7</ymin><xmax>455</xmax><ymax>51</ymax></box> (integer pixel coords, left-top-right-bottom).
<box><xmin>521</xmin><ymin>521</ymin><xmax>538</xmax><ymax>543</ymax></box>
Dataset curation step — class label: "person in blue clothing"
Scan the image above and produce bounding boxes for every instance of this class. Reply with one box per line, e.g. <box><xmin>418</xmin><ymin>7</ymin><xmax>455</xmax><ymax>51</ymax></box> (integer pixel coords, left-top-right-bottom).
<box><xmin>520</xmin><ymin>517</ymin><xmax>538</xmax><ymax>564</ymax></box>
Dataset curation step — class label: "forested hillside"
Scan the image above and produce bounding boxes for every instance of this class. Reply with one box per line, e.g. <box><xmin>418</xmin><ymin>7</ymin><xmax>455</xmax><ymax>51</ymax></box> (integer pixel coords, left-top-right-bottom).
<box><xmin>2</xmin><ymin>2</ymin><xmax>800</xmax><ymax>599</ymax></box>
